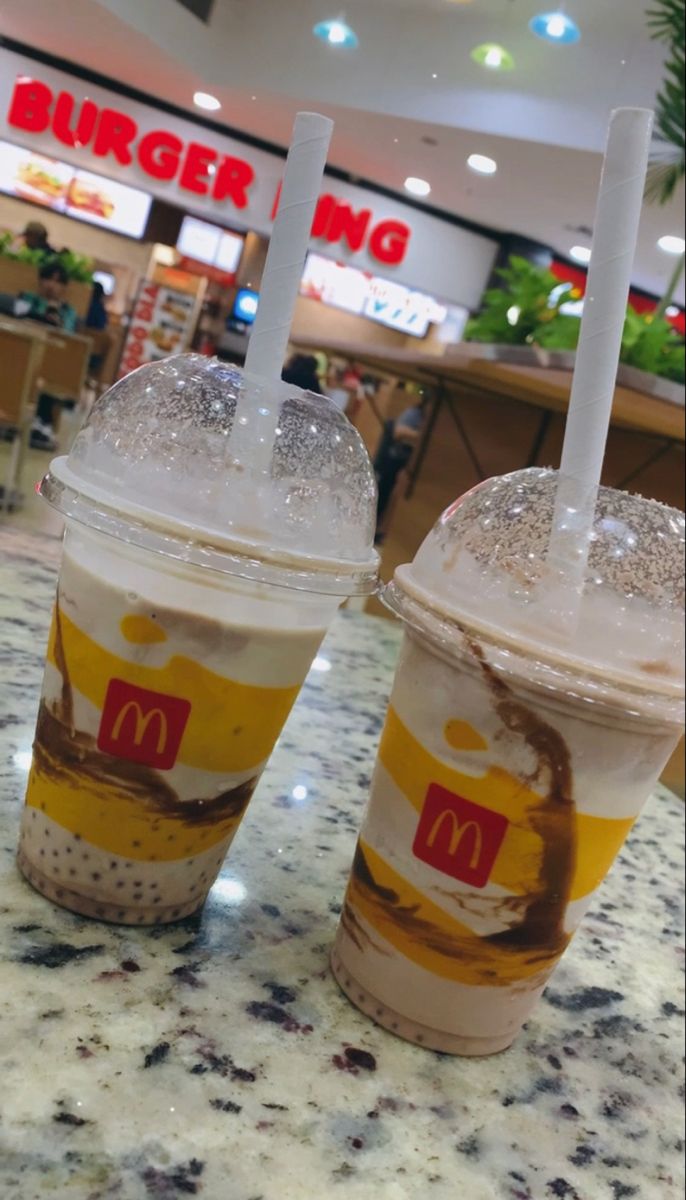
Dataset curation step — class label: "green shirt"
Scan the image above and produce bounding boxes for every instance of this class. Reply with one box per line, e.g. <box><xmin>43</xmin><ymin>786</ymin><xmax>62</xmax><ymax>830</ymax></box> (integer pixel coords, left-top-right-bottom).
<box><xmin>21</xmin><ymin>293</ymin><xmax>78</xmax><ymax>332</ymax></box>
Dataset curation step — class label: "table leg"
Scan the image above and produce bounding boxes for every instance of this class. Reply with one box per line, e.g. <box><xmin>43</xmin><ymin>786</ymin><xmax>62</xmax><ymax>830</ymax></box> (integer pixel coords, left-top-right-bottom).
<box><xmin>615</xmin><ymin>440</ymin><xmax>674</xmax><ymax>490</ymax></box>
<box><xmin>526</xmin><ymin>409</ymin><xmax>553</xmax><ymax>467</ymax></box>
<box><xmin>404</xmin><ymin>389</ymin><xmax>441</xmax><ymax>499</ymax></box>
<box><xmin>1</xmin><ymin>428</ymin><xmax>22</xmax><ymax>515</ymax></box>
<box><xmin>445</xmin><ymin>395</ymin><xmax>486</xmax><ymax>483</ymax></box>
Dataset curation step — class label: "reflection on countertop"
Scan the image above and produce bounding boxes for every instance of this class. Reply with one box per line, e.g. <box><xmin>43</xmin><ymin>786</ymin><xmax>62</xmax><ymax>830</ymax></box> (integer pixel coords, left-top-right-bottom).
<box><xmin>1</xmin><ymin>528</ymin><xmax>684</xmax><ymax>1200</ymax></box>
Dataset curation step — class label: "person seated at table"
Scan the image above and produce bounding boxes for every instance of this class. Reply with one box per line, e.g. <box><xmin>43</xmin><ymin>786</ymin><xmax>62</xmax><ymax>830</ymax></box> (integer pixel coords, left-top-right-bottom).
<box><xmin>326</xmin><ymin>363</ymin><xmax>353</xmax><ymax>413</ymax></box>
<box><xmin>21</xmin><ymin>261</ymin><xmax>78</xmax><ymax>450</ymax></box>
<box><xmin>374</xmin><ymin>394</ymin><xmax>427</xmax><ymax>544</ymax></box>
<box><xmin>282</xmin><ymin>353</ymin><xmax>322</xmax><ymax>393</ymax></box>
<box><xmin>22</xmin><ymin>260</ymin><xmax>77</xmax><ymax>332</ymax></box>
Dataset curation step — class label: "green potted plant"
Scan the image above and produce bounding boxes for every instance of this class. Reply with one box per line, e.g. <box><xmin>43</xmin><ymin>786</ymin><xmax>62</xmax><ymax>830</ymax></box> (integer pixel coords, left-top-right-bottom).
<box><xmin>0</xmin><ymin>232</ymin><xmax>94</xmax><ymax>282</ymax></box>
<box><xmin>465</xmin><ymin>254</ymin><xmax>685</xmax><ymax>400</ymax></box>
<box><xmin>619</xmin><ymin>307</ymin><xmax>685</xmax><ymax>386</ymax></box>
<box><xmin>0</xmin><ymin>233</ymin><xmax>95</xmax><ymax>319</ymax></box>
<box><xmin>464</xmin><ymin>255</ymin><xmax>582</xmax><ymax>361</ymax></box>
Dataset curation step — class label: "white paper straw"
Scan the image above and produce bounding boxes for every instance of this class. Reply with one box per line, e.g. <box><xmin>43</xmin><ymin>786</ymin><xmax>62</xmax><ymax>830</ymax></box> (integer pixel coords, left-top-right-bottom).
<box><xmin>245</xmin><ymin>112</ymin><xmax>333</xmax><ymax>380</ymax></box>
<box><xmin>557</xmin><ymin>108</ymin><xmax>653</xmax><ymax>491</ymax></box>
<box><xmin>547</xmin><ymin>107</ymin><xmax>653</xmax><ymax>613</ymax></box>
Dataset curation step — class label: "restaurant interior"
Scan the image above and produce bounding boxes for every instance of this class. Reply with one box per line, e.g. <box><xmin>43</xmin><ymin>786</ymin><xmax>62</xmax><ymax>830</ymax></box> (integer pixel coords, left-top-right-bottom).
<box><xmin>1</xmin><ymin>5</ymin><xmax>685</xmax><ymax>1198</ymax></box>
<box><xmin>0</xmin><ymin>0</ymin><xmax>683</xmax><ymax>806</ymax></box>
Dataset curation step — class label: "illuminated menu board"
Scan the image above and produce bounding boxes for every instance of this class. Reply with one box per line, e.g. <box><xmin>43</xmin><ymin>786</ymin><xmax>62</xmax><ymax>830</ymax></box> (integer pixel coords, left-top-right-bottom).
<box><xmin>176</xmin><ymin>216</ymin><xmax>244</xmax><ymax>273</ymax></box>
<box><xmin>0</xmin><ymin>140</ymin><xmax>152</xmax><ymax>238</ymax></box>
<box><xmin>300</xmin><ymin>253</ymin><xmax>447</xmax><ymax>337</ymax></box>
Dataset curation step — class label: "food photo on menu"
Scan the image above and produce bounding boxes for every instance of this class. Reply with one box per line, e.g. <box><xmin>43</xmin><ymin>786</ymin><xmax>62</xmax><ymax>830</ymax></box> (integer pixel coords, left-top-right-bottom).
<box><xmin>66</xmin><ymin>174</ymin><xmax>115</xmax><ymax>221</ymax></box>
<box><xmin>0</xmin><ymin>140</ymin><xmax>151</xmax><ymax>237</ymax></box>
<box><xmin>14</xmin><ymin>152</ymin><xmax>71</xmax><ymax>207</ymax></box>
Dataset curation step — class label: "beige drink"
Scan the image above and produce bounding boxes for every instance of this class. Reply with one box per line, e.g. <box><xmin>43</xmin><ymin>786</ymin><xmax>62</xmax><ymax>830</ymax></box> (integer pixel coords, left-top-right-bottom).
<box><xmin>19</xmin><ymin>531</ymin><xmax>328</xmax><ymax>923</ymax></box>
<box><xmin>333</xmin><ymin>470</ymin><xmax>684</xmax><ymax>1055</ymax></box>
<box><xmin>18</xmin><ymin>355</ymin><xmax>378</xmax><ymax>923</ymax></box>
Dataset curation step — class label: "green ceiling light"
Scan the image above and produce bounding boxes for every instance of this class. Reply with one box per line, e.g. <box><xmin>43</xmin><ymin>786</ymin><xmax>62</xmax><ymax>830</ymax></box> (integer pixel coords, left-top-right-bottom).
<box><xmin>470</xmin><ymin>43</ymin><xmax>515</xmax><ymax>71</ymax></box>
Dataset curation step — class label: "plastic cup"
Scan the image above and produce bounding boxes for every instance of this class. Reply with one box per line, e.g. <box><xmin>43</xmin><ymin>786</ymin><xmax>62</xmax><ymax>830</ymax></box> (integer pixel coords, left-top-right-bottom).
<box><xmin>332</xmin><ymin>469</ymin><xmax>684</xmax><ymax>1055</ymax></box>
<box><xmin>17</xmin><ymin>355</ymin><xmax>378</xmax><ymax>924</ymax></box>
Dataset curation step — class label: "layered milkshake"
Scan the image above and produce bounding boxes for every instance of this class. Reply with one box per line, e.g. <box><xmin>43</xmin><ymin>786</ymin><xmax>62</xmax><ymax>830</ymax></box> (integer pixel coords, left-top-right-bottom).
<box><xmin>18</xmin><ymin>355</ymin><xmax>378</xmax><ymax>922</ymax></box>
<box><xmin>19</xmin><ymin>531</ymin><xmax>327</xmax><ymax>922</ymax></box>
<box><xmin>333</xmin><ymin>470</ymin><xmax>685</xmax><ymax>1054</ymax></box>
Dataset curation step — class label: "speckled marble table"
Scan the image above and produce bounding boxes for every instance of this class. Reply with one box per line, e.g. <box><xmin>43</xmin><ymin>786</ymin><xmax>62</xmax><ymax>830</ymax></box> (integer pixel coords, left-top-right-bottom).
<box><xmin>1</xmin><ymin>528</ymin><xmax>684</xmax><ymax>1200</ymax></box>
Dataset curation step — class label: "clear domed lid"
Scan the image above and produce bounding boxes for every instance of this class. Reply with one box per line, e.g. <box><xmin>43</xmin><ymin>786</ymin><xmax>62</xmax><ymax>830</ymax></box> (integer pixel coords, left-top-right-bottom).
<box><xmin>40</xmin><ymin>355</ymin><xmax>379</xmax><ymax>595</ymax></box>
<box><xmin>391</xmin><ymin>468</ymin><xmax>685</xmax><ymax>700</ymax></box>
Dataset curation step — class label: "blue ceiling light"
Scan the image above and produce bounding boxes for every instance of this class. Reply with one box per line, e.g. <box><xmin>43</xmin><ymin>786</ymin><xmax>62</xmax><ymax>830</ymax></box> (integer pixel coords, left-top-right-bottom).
<box><xmin>313</xmin><ymin>18</ymin><xmax>359</xmax><ymax>49</ymax></box>
<box><xmin>529</xmin><ymin>11</ymin><xmax>581</xmax><ymax>44</ymax></box>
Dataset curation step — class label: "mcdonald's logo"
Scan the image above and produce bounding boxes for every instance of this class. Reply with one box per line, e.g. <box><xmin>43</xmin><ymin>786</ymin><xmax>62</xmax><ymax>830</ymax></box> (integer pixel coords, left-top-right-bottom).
<box><xmin>412</xmin><ymin>783</ymin><xmax>509</xmax><ymax>888</ymax></box>
<box><xmin>97</xmin><ymin>678</ymin><xmax>191</xmax><ymax>770</ymax></box>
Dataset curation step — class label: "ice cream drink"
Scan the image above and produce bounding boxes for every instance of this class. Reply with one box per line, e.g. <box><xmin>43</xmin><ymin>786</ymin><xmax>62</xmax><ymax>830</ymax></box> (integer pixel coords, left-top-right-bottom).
<box><xmin>19</xmin><ymin>530</ymin><xmax>328</xmax><ymax>922</ymax></box>
<box><xmin>333</xmin><ymin>470</ymin><xmax>684</xmax><ymax>1055</ymax></box>
<box><xmin>18</xmin><ymin>355</ymin><xmax>378</xmax><ymax>922</ymax></box>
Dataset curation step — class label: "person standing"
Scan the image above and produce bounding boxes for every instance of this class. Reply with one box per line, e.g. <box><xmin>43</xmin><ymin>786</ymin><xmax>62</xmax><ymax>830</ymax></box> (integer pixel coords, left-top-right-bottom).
<box><xmin>85</xmin><ymin>280</ymin><xmax>111</xmax><ymax>380</ymax></box>
<box><xmin>86</xmin><ymin>281</ymin><xmax>108</xmax><ymax>331</ymax></box>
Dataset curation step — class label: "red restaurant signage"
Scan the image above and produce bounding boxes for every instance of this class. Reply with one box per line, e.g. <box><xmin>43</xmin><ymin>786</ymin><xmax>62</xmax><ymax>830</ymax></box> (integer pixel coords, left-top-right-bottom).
<box><xmin>117</xmin><ymin>280</ymin><xmax>197</xmax><ymax>379</ymax></box>
<box><xmin>8</xmin><ymin>75</ymin><xmax>411</xmax><ymax>266</ymax></box>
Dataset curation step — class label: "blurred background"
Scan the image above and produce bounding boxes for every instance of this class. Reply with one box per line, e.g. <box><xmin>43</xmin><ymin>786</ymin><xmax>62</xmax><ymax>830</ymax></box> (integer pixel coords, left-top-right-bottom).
<box><xmin>0</xmin><ymin>1</ymin><xmax>683</xmax><ymax>791</ymax></box>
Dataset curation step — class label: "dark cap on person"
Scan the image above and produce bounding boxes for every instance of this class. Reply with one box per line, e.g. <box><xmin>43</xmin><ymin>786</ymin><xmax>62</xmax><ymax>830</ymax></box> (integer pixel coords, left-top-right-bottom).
<box><xmin>22</xmin><ymin>220</ymin><xmax>49</xmax><ymax>238</ymax></box>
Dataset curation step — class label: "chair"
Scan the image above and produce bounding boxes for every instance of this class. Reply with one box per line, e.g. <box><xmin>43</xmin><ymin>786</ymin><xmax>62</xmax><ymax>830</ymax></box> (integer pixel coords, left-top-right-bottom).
<box><xmin>38</xmin><ymin>327</ymin><xmax>93</xmax><ymax>400</ymax></box>
<box><xmin>87</xmin><ymin>329</ymin><xmax>113</xmax><ymax>381</ymax></box>
<box><xmin>0</xmin><ymin>323</ymin><xmax>46</xmax><ymax>514</ymax></box>
<box><xmin>33</xmin><ymin>327</ymin><xmax>93</xmax><ymax>437</ymax></box>
<box><xmin>82</xmin><ymin>328</ymin><xmax>114</xmax><ymax>413</ymax></box>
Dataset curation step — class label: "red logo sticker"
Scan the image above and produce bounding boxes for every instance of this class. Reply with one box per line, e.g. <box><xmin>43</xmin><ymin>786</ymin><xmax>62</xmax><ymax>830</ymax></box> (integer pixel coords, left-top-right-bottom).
<box><xmin>97</xmin><ymin>679</ymin><xmax>191</xmax><ymax>771</ymax></box>
<box><xmin>412</xmin><ymin>783</ymin><xmax>509</xmax><ymax>888</ymax></box>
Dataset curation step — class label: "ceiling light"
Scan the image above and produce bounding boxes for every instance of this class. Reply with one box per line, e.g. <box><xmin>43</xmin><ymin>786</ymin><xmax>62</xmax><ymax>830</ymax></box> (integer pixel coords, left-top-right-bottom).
<box><xmin>404</xmin><ymin>176</ymin><xmax>431</xmax><ymax>197</ymax></box>
<box><xmin>193</xmin><ymin>91</ymin><xmax>221</xmax><ymax>111</ymax></box>
<box><xmin>468</xmin><ymin>153</ymin><xmax>497</xmax><ymax>175</ymax></box>
<box><xmin>658</xmin><ymin>235</ymin><xmax>685</xmax><ymax>255</ymax></box>
<box><xmin>529</xmin><ymin>12</ymin><xmax>581</xmax><ymax>44</ymax></box>
<box><xmin>546</xmin><ymin>14</ymin><xmax>566</xmax><ymax>37</ymax></box>
<box><xmin>313</xmin><ymin>18</ymin><xmax>359</xmax><ymax>48</ymax></box>
<box><xmin>471</xmin><ymin>43</ymin><xmax>515</xmax><ymax>71</ymax></box>
<box><xmin>570</xmin><ymin>245</ymin><xmax>592</xmax><ymax>264</ymax></box>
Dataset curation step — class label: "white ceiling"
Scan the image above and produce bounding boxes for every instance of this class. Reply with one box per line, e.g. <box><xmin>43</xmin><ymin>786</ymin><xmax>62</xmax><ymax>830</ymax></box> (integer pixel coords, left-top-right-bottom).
<box><xmin>1</xmin><ymin>0</ymin><xmax>683</xmax><ymax>302</ymax></box>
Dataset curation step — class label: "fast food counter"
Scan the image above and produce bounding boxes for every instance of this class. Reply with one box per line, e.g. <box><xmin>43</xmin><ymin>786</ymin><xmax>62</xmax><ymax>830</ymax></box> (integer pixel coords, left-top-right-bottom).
<box><xmin>1</xmin><ymin>526</ymin><xmax>684</xmax><ymax>1200</ymax></box>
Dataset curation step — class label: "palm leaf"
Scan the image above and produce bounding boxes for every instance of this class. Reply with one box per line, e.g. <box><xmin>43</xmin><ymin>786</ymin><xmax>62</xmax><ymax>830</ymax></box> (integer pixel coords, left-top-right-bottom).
<box><xmin>646</xmin><ymin>156</ymin><xmax>684</xmax><ymax>203</ymax></box>
<box><xmin>645</xmin><ymin>0</ymin><xmax>685</xmax><ymax>203</ymax></box>
<box><xmin>646</xmin><ymin>0</ymin><xmax>685</xmax><ymax>40</ymax></box>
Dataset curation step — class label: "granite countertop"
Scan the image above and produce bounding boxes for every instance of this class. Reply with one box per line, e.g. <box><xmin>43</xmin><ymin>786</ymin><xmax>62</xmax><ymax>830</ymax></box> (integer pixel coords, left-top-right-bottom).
<box><xmin>1</xmin><ymin>528</ymin><xmax>684</xmax><ymax>1200</ymax></box>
